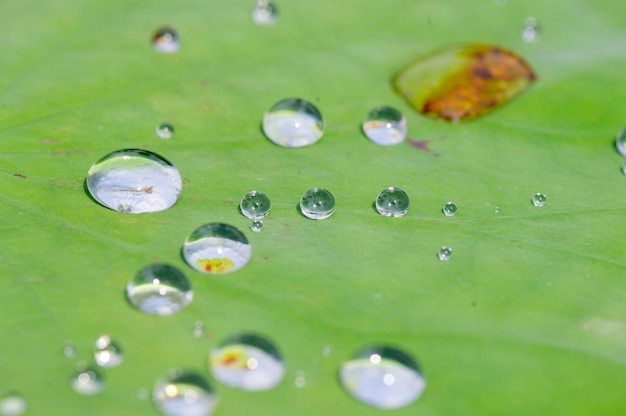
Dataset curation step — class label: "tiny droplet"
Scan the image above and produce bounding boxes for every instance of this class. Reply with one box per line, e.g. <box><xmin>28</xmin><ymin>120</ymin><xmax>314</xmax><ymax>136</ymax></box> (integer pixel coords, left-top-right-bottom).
<box><xmin>376</xmin><ymin>187</ymin><xmax>409</xmax><ymax>217</ymax></box>
<box><xmin>442</xmin><ymin>202</ymin><xmax>457</xmax><ymax>216</ymax></box>
<box><xmin>240</xmin><ymin>191</ymin><xmax>271</xmax><ymax>219</ymax></box>
<box><xmin>438</xmin><ymin>247</ymin><xmax>452</xmax><ymax>261</ymax></box>
<box><xmin>300</xmin><ymin>188</ymin><xmax>336</xmax><ymax>220</ymax></box>
<box><xmin>521</xmin><ymin>17</ymin><xmax>540</xmax><ymax>43</ymax></box>
<box><xmin>294</xmin><ymin>371</ymin><xmax>306</xmax><ymax>389</ymax></box>
<box><xmin>156</xmin><ymin>123</ymin><xmax>174</xmax><ymax>139</ymax></box>
<box><xmin>532</xmin><ymin>193</ymin><xmax>547</xmax><ymax>207</ymax></box>
<box><xmin>362</xmin><ymin>106</ymin><xmax>407</xmax><ymax>145</ymax></box>
<box><xmin>153</xmin><ymin>27</ymin><xmax>180</xmax><ymax>53</ymax></box>
<box><xmin>0</xmin><ymin>394</ymin><xmax>27</xmax><ymax>416</ymax></box>
<box><xmin>252</xmin><ymin>0</ymin><xmax>278</xmax><ymax>25</ymax></box>
<box><xmin>250</xmin><ymin>220</ymin><xmax>263</xmax><ymax>233</ymax></box>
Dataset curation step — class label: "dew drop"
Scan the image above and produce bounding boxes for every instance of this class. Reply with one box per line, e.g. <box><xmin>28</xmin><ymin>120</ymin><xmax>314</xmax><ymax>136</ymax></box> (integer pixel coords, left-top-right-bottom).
<box><xmin>442</xmin><ymin>202</ymin><xmax>457</xmax><ymax>217</ymax></box>
<box><xmin>615</xmin><ymin>128</ymin><xmax>626</xmax><ymax>157</ymax></box>
<box><xmin>209</xmin><ymin>333</ymin><xmax>285</xmax><ymax>391</ymax></box>
<box><xmin>126</xmin><ymin>264</ymin><xmax>193</xmax><ymax>316</ymax></box>
<box><xmin>250</xmin><ymin>220</ymin><xmax>263</xmax><ymax>233</ymax></box>
<box><xmin>63</xmin><ymin>341</ymin><xmax>76</xmax><ymax>359</ymax></box>
<box><xmin>438</xmin><ymin>246</ymin><xmax>452</xmax><ymax>261</ymax></box>
<box><xmin>193</xmin><ymin>321</ymin><xmax>205</xmax><ymax>338</ymax></box>
<box><xmin>86</xmin><ymin>149</ymin><xmax>182</xmax><ymax>214</ymax></box>
<box><xmin>183</xmin><ymin>223</ymin><xmax>252</xmax><ymax>274</ymax></box>
<box><xmin>300</xmin><ymin>188</ymin><xmax>336</xmax><ymax>220</ymax></box>
<box><xmin>252</xmin><ymin>0</ymin><xmax>278</xmax><ymax>25</ymax></box>
<box><xmin>321</xmin><ymin>343</ymin><xmax>334</xmax><ymax>357</ymax></box>
<box><xmin>71</xmin><ymin>366</ymin><xmax>105</xmax><ymax>395</ymax></box>
<box><xmin>0</xmin><ymin>394</ymin><xmax>27</xmax><ymax>416</ymax></box>
<box><xmin>240</xmin><ymin>191</ymin><xmax>271</xmax><ymax>219</ymax></box>
<box><xmin>622</xmin><ymin>163</ymin><xmax>626</xmax><ymax>176</ymax></box>
<box><xmin>494</xmin><ymin>206</ymin><xmax>500</xmax><ymax>213</ymax></box>
<box><xmin>294</xmin><ymin>371</ymin><xmax>306</xmax><ymax>389</ymax></box>
<box><xmin>94</xmin><ymin>335</ymin><xmax>124</xmax><ymax>368</ymax></box>
<box><xmin>153</xmin><ymin>27</ymin><xmax>180</xmax><ymax>53</ymax></box>
<box><xmin>532</xmin><ymin>193</ymin><xmax>547</xmax><ymax>207</ymax></box>
<box><xmin>262</xmin><ymin>98</ymin><xmax>325</xmax><ymax>148</ymax></box>
<box><xmin>362</xmin><ymin>106</ymin><xmax>407</xmax><ymax>145</ymax></box>
<box><xmin>521</xmin><ymin>17</ymin><xmax>540</xmax><ymax>43</ymax></box>
<box><xmin>156</xmin><ymin>123</ymin><xmax>174</xmax><ymax>139</ymax></box>
<box><xmin>339</xmin><ymin>346</ymin><xmax>426</xmax><ymax>409</ymax></box>
<box><xmin>376</xmin><ymin>187</ymin><xmax>409</xmax><ymax>217</ymax></box>
<box><xmin>153</xmin><ymin>369</ymin><xmax>217</xmax><ymax>416</ymax></box>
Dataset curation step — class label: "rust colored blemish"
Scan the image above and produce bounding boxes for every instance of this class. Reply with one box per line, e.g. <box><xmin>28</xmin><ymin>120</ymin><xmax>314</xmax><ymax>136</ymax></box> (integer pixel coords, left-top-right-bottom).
<box><xmin>41</xmin><ymin>139</ymin><xmax>60</xmax><ymax>144</ymax></box>
<box><xmin>407</xmin><ymin>136</ymin><xmax>444</xmax><ymax>156</ymax></box>
<box><xmin>13</xmin><ymin>173</ymin><xmax>26</xmax><ymax>179</ymax></box>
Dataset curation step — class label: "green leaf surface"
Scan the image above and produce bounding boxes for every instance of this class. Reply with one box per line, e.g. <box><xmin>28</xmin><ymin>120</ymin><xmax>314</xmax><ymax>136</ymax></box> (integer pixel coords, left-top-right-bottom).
<box><xmin>1</xmin><ymin>0</ymin><xmax>625</xmax><ymax>415</ymax></box>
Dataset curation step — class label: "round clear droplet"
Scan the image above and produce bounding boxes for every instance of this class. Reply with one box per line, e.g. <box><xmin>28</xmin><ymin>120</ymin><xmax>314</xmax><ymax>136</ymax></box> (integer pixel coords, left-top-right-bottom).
<box><xmin>362</xmin><ymin>106</ymin><xmax>407</xmax><ymax>145</ymax></box>
<box><xmin>339</xmin><ymin>345</ymin><xmax>426</xmax><ymax>409</ymax></box>
<box><xmin>240</xmin><ymin>191</ymin><xmax>271</xmax><ymax>219</ymax></box>
<box><xmin>0</xmin><ymin>394</ymin><xmax>27</xmax><ymax>416</ymax></box>
<box><xmin>300</xmin><ymin>188</ymin><xmax>336</xmax><ymax>220</ymax></box>
<box><xmin>86</xmin><ymin>149</ymin><xmax>182</xmax><ymax>214</ymax></box>
<box><xmin>262</xmin><ymin>98</ymin><xmax>325</xmax><ymax>148</ymax></box>
<box><xmin>63</xmin><ymin>341</ymin><xmax>76</xmax><ymax>359</ymax></box>
<box><xmin>376</xmin><ymin>187</ymin><xmax>409</xmax><ymax>217</ymax></box>
<box><xmin>71</xmin><ymin>366</ymin><xmax>105</xmax><ymax>395</ymax></box>
<box><xmin>183</xmin><ymin>223</ymin><xmax>251</xmax><ymax>274</ymax></box>
<box><xmin>153</xmin><ymin>369</ymin><xmax>218</xmax><ymax>416</ymax></box>
<box><xmin>521</xmin><ymin>17</ymin><xmax>540</xmax><ymax>43</ymax></box>
<box><xmin>294</xmin><ymin>371</ymin><xmax>306</xmax><ymax>389</ymax></box>
<box><xmin>494</xmin><ymin>206</ymin><xmax>500</xmax><ymax>213</ymax></box>
<box><xmin>442</xmin><ymin>202</ymin><xmax>457</xmax><ymax>217</ymax></box>
<box><xmin>209</xmin><ymin>333</ymin><xmax>285</xmax><ymax>391</ymax></box>
<box><xmin>94</xmin><ymin>335</ymin><xmax>124</xmax><ymax>368</ymax></box>
<box><xmin>438</xmin><ymin>247</ymin><xmax>452</xmax><ymax>261</ymax></box>
<box><xmin>156</xmin><ymin>123</ymin><xmax>175</xmax><ymax>139</ymax></box>
<box><xmin>250</xmin><ymin>220</ymin><xmax>263</xmax><ymax>233</ymax></box>
<box><xmin>322</xmin><ymin>343</ymin><xmax>334</xmax><ymax>357</ymax></box>
<box><xmin>126</xmin><ymin>264</ymin><xmax>193</xmax><ymax>316</ymax></box>
<box><xmin>532</xmin><ymin>193</ymin><xmax>547</xmax><ymax>207</ymax></box>
<box><xmin>193</xmin><ymin>321</ymin><xmax>205</xmax><ymax>338</ymax></box>
<box><xmin>252</xmin><ymin>0</ymin><xmax>278</xmax><ymax>25</ymax></box>
<box><xmin>153</xmin><ymin>26</ymin><xmax>180</xmax><ymax>53</ymax></box>
<box><xmin>616</xmin><ymin>128</ymin><xmax>626</xmax><ymax>156</ymax></box>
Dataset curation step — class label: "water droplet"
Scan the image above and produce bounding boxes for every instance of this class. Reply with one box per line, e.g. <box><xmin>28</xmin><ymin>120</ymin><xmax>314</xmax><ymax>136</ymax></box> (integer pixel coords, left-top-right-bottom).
<box><xmin>126</xmin><ymin>264</ymin><xmax>193</xmax><ymax>316</ymax></box>
<box><xmin>63</xmin><ymin>341</ymin><xmax>76</xmax><ymax>358</ymax></box>
<box><xmin>262</xmin><ymin>98</ymin><xmax>325</xmax><ymax>148</ymax></box>
<box><xmin>209</xmin><ymin>333</ymin><xmax>285</xmax><ymax>391</ymax></box>
<box><xmin>153</xmin><ymin>27</ymin><xmax>180</xmax><ymax>53</ymax></box>
<box><xmin>250</xmin><ymin>220</ymin><xmax>263</xmax><ymax>233</ymax></box>
<box><xmin>71</xmin><ymin>366</ymin><xmax>105</xmax><ymax>395</ymax></box>
<box><xmin>156</xmin><ymin>123</ymin><xmax>174</xmax><ymax>139</ymax></box>
<box><xmin>294</xmin><ymin>371</ymin><xmax>306</xmax><ymax>388</ymax></box>
<box><xmin>94</xmin><ymin>335</ymin><xmax>124</xmax><ymax>368</ymax></box>
<box><xmin>183</xmin><ymin>223</ymin><xmax>251</xmax><ymax>274</ymax></box>
<box><xmin>521</xmin><ymin>17</ymin><xmax>540</xmax><ymax>43</ymax></box>
<box><xmin>321</xmin><ymin>343</ymin><xmax>334</xmax><ymax>357</ymax></box>
<box><xmin>193</xmin><ymin>321</ymin><xmax>205</xmax><ymax>338</ymax></box>
<box><xmin>252</xmin><ymin>0</ymin><xmax>278</xmax><ymax>25</ymax></box>
<box><xmin>153</xmin><ymin>369</ymin><xmax>218</xmax><ymax>416</ymax></box>
<box><xmin>86</xmin><ymin>149</ymin><xmax>182</xmax><ymax>214</ymax></box>
<box><xmin>615</xmin><ymin>128</ymin><xmax>626</xmax><ymax>156</ymax></box>
<box><xmin>438</xmin><ymin>246</ymin><xmax>452</xmax><ymax>261</ymax></box>
<box><xmin>362</xmin><ymin>106</ymin><xmax>407</xmax><ymax>145</ymax></box>
<box><xmin>300</xmin><ymin>188</ymin><xmax>336</xmax><ymax>220</ymax></box>
<box><xmin>494</xmin><ymin>206</ymin><xmax>500</xmax><ymax>213</ymax></box>
<box><xmin>442</xmin><ymin>202</ymin><xmax>457</xmax><ymax>217</ymax></box>
<box><xmin>240</xmin><ymin>191</ymin><xmax>271</xmax><ymax>219</ymax></box>
<box><xmin>0</xmin><ymin>394</ymin><xmax>27</xmax><ymax>416</ymax></box>
<box><xmin>339</xmin><ymin>345</ymin><xmax>426</xmax><ymax>409</ymax></box>
<box><xmin>376</xmin><ymin>187</ymin><xmax>409</xmax><ymax>217</ymax></box>
<box><xmin>532</xmin><ymin>193</ymin><xmax>547</xmax><ymax>207</ymax></box>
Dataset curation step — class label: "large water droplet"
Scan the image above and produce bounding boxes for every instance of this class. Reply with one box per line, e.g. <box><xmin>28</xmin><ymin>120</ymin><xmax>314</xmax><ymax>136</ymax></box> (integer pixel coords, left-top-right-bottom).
<box><xmin>339</xmin><ymin>346</ymin><xmax>426</xmax><ymax>409</ymax></box>
<box><xmin>71</xmin><ymin>366</ymin><xmax>105</xmax><ymax>395</ymax></box>
<box><xmin>252</xmin><ymin>0</ymin><xmax>278</xmax><ymax>25</ymax></box>
<box><xmin>616</xmin><ymin>128</ymin><xmax>626</xmax><ymax>156</ymax></box>
<box><xmin>521</xmin><ymin>17</ymin><xmax>540</xmax><ymax>43</ymax></box>
<box><xmin>86</xmin><ymin>149</ymin><xmax>182</xmax><ymax>214</ymax></box>
<box><xmin>153</xmin><ymin>27</ymin><xmax>180</xmax><ymax>53</ymax></box>
<box><xmin>442</xmin><ymin>202</ymin><xmax>457</xmax><ymax>217</ymax></box>
<box><xmin>362</xmin><ymin>106</ymin><xmax>407</xmax><ymax>145</ymax></box>
<box><xmin>240</xmin><ymin>191</ymin><xmax>271</xmax><ymax>219</ymax></box>
<box><xmin>183</xmin><ymin>223</ymin><xmax>251</xmax><ymax>274</ymax></box>
<box><xmin>376</xmin><ymin>187</ymin><xmax>409</xmax><ymax>217</ymax></box>
<box><xmin>437</xmin><ymin>246</ymin><xmax>452</xmax><ymax>261</ymax></box>
<box><xmin>209</xmin><ymin>333</ymin><xmax>285</xmax><ymax>391</ymax></box>
<box><xmin>300</xmin><ymin>188</ymin><xmax>336</xmax><ymax>220</ymax></box>
<box><xmin>156</xmin><ymin>123</ymin><xmax>175</xmax><ymax>139</ymax></box>
<box><xmin>0</xmin><ymin>394</ymin><xmax>27</xmax><ymax>416</ymax></box>
<box><xmin>532</xmin><ymin>193</ymin><xmax>546</xmax><ymax>207</ymax></box>
<box><xmin>126</xmin><ymin>264</ymin><xmax>193</xmax><ymax>316</ymax></box>
<box><xmin>94</xmin><ymin>335</ymin><xmax>124</xmax><ymax>368</ymax></box>
<box><xmin>153</xmin><ymin>369</ymin><xmax>218</xmax><ymax>416</ymax></box>
<box><xmin>262</xmin><ymin>98</ymin><xmax>325</xmax><ymax>148</ymax></box>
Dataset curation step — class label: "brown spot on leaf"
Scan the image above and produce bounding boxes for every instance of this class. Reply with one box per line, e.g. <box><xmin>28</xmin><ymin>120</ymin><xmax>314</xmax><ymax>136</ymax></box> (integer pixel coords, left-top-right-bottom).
<box><xmin>13</xmin><ymin>173</ymin><xmax>26</xmax><ymax>179</ymax></box>
<box><xmin>407</xmin><ymin>136</ymin><xmax>444</xmax><ymax>156</ymax></box>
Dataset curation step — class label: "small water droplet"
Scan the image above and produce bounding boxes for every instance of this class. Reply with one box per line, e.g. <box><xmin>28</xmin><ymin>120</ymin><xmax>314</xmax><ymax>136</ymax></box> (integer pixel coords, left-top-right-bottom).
<box><xmin>183</xmin><ymin>223</ymin><xmax>251</xmax><ymax>274</ymax></box>
<box><xmin>86</xmin><ymin>149</ymin><xmax>182</xmax><ymax>214</ymax></box>
<box><xmin>339</xmin><ymin>345</ymin><xmax>426</xmax><ymax>409</ymax></box>
<box><xmin>300</xmin><ymin>188</ymin><xmax>336</xmax><ymax>220</ymax></box>
<box><xmin>362</xmin><ymin>106</ymin><xmax>407</xmax><ymax>145</ymax></box>
<box><xmin>63</xmin><ymin>341</ymin><xmax>76</xmax><ymax>358</ymax></box>
<box><xmin>153</xmin><ymin>369</ymin><xmax>218</xmax><ymax>416</ymax></box>
<box><xmin>615</xmin><ymin>128</ymin><xmax>626</xmax><ymax>157</ymax></box>
<box><xmin>438</xmin><ymin>246</ymin><xmax>452</xmax><ymax>261</ymax></box>
<box><xmin>71</xmin><ymin>366</ymin><xmax>105</xmax><ymax>395</ymax></box>
<box><xmin>209</xmin><ymin>333</ymin><xmax>285</xmax><ymax>391</ymax></box>
<box><xmin>521</xmin><ymin>17</ymin><xmax>540</xmax><ymax>43</ymax></box>
<box><xmin>532</xmin><ymin>193</ymin><xmax>547</xmax><ymax>207</ymax></box>
<box><xmin>240</xmin><ymin>191</ymin><xmax>271</xmax><ymax>219</ymax></box>
<box><xmin>250</xmin><ymin>220</ymin><xmax>263</xmax><ymax>233</ymax></box>
<box><xmin>294</xmin><ymin>371</ymin><xmax>306</xmax><ymax>388</ymax></box>
<box><xmin>262</xmin><ymin>98</ymin><xmax>325</xmax><ymax>148</ymax></box>
<box><xmin>0</xmin><ymin>394</ymin><xmax>27</xmax><ymax>416</ymax></box>
<box><xmin>321</xmin><ymin>343</ymin><xmax>334</xmax><ymax>357</ymax></box>
<box><xmin>442</xmin><ymin>202</ymin><xmax>457</xmax><ymax>216</ymax></box>
<box><xmin>94</xmin><ymin>335</ymin><xmax>124</xmax><ymax>368</ymax></box>
<box><xmin>494</xmin><ymin>206</ymin><xmax>500</xmax><ymax>213</ymax></box>
<box><xmin>153</xmin><ymin>27</ymin><xmax>180</xmax><ymax>53</ymax></box>
<box><xmin>376</xmin><ymin>187</ymin><xmax>409</xmax><ymax>217</ymax></box>
<box><xmin>252</xmin><ymin>0</ymin><xmax>278</xmax><ymax>25</ymax></box>
<box><xmin>156</xmin><ymin>123</ymin><xmax>174</xmax><ymax>139</ymax></box>
<box><xmin>193</xmin><ymin>321</ymin><xmax>205</xmax><ymax>338</ymax></box>
<box><xmin>126</xmin><ymin>264</ymin><xmax>193</xmax><ymax>316</ymax></box>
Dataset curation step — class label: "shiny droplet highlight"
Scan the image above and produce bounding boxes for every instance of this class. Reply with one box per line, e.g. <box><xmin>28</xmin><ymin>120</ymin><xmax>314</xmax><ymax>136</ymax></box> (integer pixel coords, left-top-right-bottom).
<box><xmin>126</xmin><ymin>264</ymin><xmax>193</xmax><ymax>316</ymax></box>
<box><xmin>376</xmin><ymin>187</ymin><xmax>409</xmax><ymax>217</ymax></box>
<box><xmin>240</xmin><ymin>191</ymin><xmax>271</xmax><ymax>219</ymax></box>
<box><xmin>71</xmin><ymin>366</ymin><xmax>105</xmax><ymax>395</ymax></box>
<box><xmin>252</xmin><ymin>0</ymin><xmax>278</xmax><ymax>25</ymax></box>
<box><xmin>438</xmin><ymin>247</ymin><xmax>452</xmax><ymax>261</ymax></box>
<box><xmin>250</xmin><ymin>220</ymin><xmax>263</xmax><ymax>233</ymax></box>
<box><xmin>0</xmin><ymin>394</ymin><xmax>27</xmax><ymax>416</ymax></box>
<box><xmin>262</xmin><ymin>98</ymin><xmax>324</xmax><ymax>148</ymax></box>
<box><xmin>300</xmin><ymin>188</ymin><xmax>336</xmax><ymax>220</ymax></box>
<box><xmin>362</xmin><ymin>106</ymin><xmax>407</xmax><ymax>145</ymax></box>
<box><xmin>443</xmin><ymin>202</ymin><xmax>457</xmax><ymax>216</ymax></box>
<box><xmin>532</xmin><ymin>193</ymin><xmax>546</xmax><ymax>207</ymax></box>
<box><xmin>156</xmin><ymin>123</ymin><xmax>174</xmax><ymax>139</ymax></box>
<box><xmin>183</xmin><ymin>223</ymin><xmax>251</xmax><ymax>274</ymax></box>
<box><xmin>94</xmin><ymin>335</ymin><xmax>124</xmax><ymax>368</ymax></box>
<box><xmin>153</xmin><ymin>369</ymin><xmax>218</xmax><ymax>416</ymax></box>
<box><xmin>153</xmin><ymin>27</ymin><xmax>180</xmax><ymax>53</ymax></box>
<box><xmin>521</xmin><ymin>17</ymin><xmax>540</xmax><ymax>43</ymax></box>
